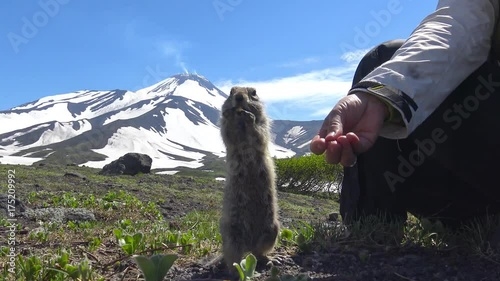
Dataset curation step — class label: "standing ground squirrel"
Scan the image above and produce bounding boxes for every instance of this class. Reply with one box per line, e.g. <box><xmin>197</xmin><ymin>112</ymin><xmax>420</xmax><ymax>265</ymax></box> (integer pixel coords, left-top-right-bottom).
<box><xmin>219</xmin><ymin>86</ymin><xmax>280</xmax><ymax>270</ymax></box>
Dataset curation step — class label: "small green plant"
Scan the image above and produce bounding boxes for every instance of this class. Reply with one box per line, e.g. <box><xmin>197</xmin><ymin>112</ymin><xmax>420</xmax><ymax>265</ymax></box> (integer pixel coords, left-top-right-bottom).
<box><xmin>88</xmin><ymin>237</ymin><xmax>102</xmax><ymax>252</ymax></box>
<box><xmin>118</xmin><ymin>219</ymin><xmax>133</xmax><ymax>230</ymax></box>
<box><xmin>294</xmin><ymin>222</ymin><xmax>315</xmax><ymax>253</ymax></box>
<box><xmin>18</xmin><ymin>255</ymin><xmax>43</xmax><ymax>280</ymax></box>
<box><xmin>0</xmin><ymin>246</ymin><xmax>9</xmax><ymax>256</ymax></box>
<box><xmin>50</xmin><ymin>257</ymin><xmax>99</xmax><ymax>281</ymax></box>
<box><xmin>133</xmin><ymin>254</ymin><xmax>178</xmax><ymax>281</ymax></box>
<box><xmin>280</xmin><ymin>228</ymin><xmax>295</xmax><ymax>246</ymax></box>
<box><xmin>83</xmin><ymin>194</ymin><xmax>97</xmax><ymax>208</ymax></box>
<box><xmin>176</xmin><ymin>210</ymin><xmax>222</xmax><ymax>256</ymax></box>
<box><xmin>61</xmin><ymin>193</ymin><xmax>79</xmax><ymax>208</ymax></box>
<box><xmin>116</xmin><ymin>231</ymin><xmax>144</xmax><ymax>255</ymax></box>
<box><xmin>102</xmin><ymin>191</ymin><xmax>119</xmax><ymax>202</ymax></box>
<box><xmin>67</xmin><ymin>258</ymin><xmax>94</xmax><ymax>280</ymax></box>
<box><xmin>0</xmin><ymin>217</ymin><xmax>8</xmax><ymax>227</ymax></box>
<box><xmin>67</xmin><ymin>220</ymin><xmax>78</xmax><ymax>231</ymax></box>
<box><xmin>27</xmin><ymin>191</ymin><xmax>38</xmax><ymax>204</ymax></box>
<box><xmin>404</xmin><ymin>217</ymin><xmax>449</xmax><ymax>248</ymax></box>
<box><xmin>29</xmin><ymin>228</ymin><xmax>49</xmax><ymax>243</ymax></box>
<box><xmin>233</xmin><ymin>253</ymin><xmax>260</xmax><ymax>281</ymax></box>
<box><xmin>141</xmin><ymin>201</ymin><xmax>162</xmax><ymax>218</ymax></box>
<box><xmin>178</xmin><ymin>231</ymin><xmax>196</xmax><ymax>254</ymax></box>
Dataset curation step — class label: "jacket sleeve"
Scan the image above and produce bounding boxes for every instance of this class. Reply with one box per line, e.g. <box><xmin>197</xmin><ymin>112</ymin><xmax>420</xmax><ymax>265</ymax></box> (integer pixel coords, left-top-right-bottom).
<box><xmin>349</xmin><ymin>0</ymin><xmax>499</xmax><ymax>139</ymax></box>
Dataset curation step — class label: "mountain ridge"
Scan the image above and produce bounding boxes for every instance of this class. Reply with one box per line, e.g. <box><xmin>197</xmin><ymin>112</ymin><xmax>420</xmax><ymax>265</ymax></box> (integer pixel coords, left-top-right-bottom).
<box><xmin>0</xmin><ymin>73</ymin><xmax>321</xmax><ymax>170</ymax></box>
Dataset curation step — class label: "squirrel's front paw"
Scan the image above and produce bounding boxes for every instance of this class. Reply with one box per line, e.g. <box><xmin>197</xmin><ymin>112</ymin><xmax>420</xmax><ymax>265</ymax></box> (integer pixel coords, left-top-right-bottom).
<box><xmin>234</xmin><ymin>108</ymin><xmax>255</xmax><ymax>122</ymax></box>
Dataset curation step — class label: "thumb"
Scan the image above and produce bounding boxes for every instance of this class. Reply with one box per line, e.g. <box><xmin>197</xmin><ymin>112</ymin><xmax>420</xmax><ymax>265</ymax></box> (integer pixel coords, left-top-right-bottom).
<box><xmin>322</xmin><ymin>109</ymin><xmax>344</xmax><ymax>142</ymax></box>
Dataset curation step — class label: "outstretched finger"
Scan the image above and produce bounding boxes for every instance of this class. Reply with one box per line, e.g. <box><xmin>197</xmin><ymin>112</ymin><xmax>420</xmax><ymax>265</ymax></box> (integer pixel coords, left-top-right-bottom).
<box><xmin>337</xmin><ymin>135</ymin><xmax>357</xmax><ymax>167</ymax></box>
<box><xmin>310</xmin><ymin>135</ymin><xmax>327</xmax><ymax>155</ymax></box>
<box><xmin>325</xmin><ymin>139</ymin><xmax>342</xmax><ymax>164</ymax></box>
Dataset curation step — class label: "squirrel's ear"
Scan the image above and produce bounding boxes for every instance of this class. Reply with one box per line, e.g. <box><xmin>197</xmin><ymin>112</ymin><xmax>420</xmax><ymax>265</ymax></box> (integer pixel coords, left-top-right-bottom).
<box><xmin>247</xmin><ymin>87</ymin><xmax>257</xmax><ymax>96</ymax></box>
<box><xmin>229</xmin><ymin>87</ymin><xmax>237</xmax><ymax>96</ymax></box>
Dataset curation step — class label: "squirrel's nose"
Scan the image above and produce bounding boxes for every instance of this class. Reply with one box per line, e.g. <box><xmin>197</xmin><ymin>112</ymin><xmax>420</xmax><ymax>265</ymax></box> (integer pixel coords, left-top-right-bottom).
<box><xmin>235</xmin><ymin>95</ymin><xmax>244</xmax><ymax>102</ymax></box>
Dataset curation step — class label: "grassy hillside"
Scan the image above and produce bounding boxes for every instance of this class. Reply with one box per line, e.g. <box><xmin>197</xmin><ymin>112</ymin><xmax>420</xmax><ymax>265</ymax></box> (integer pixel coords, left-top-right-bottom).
<box><xmin>1</xmin><ymin>163</ymin><xmax>499</xmax><ymax>280</ymax></box>
<box><xmin>0</xmin><ymin>163</ymin><xmax>339</xmax><ymax>280</ymax></box>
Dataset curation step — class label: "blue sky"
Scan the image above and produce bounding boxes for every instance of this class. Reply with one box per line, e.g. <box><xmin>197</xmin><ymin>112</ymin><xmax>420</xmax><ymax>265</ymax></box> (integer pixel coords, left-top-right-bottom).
<box><xmin>0</xmin><ymin>0</ymin><xmax>436</xmax><ymax>120</ymax></box>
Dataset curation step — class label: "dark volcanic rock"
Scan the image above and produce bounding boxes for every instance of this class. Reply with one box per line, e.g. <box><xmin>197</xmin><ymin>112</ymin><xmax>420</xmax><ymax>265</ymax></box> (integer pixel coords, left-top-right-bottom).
<box><xmin>0</xmin><ymin>193</ymin><xmax>29</xmax><ymax>218</ymax></box>
<box><xmin>99</xmin><ymin>153</ymin><xmax>152</xmax><ymax>176</ymax></box>
<box><xmin>64</xmin><ymin>171</ymin><xmax>87</xmax><ymax>180</ymax></box>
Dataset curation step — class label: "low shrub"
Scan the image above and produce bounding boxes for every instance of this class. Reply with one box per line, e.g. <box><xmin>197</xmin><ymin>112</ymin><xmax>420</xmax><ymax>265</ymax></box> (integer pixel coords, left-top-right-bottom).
<box><xmin>275</xmin><ymin>154</ymin><xmax>343</xmax><ymax>196</ymax></box>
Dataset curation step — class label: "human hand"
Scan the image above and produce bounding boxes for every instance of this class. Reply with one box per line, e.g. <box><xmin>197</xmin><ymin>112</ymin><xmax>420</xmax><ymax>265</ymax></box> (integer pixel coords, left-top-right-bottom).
<box><xmin>310</xmin><ymin>92</ymin><xmax>389</xmax><ymax>166</ymax></box>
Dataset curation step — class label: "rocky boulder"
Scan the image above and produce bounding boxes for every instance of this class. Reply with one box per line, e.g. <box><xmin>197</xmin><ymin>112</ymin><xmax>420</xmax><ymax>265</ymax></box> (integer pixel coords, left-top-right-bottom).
<box><xmin>23</xmin><ymin>208</ymin><xmax>96</xmax><ymax>224</ymax></box>
<box><xmin>0</xmin><ymin>194</ymin><xmax>95</xmax><ymax>224</ymax></box>
<box><xmin>99</xmin><ymin>153</ymin><xmax>152</xmax><ymax>176</ymax></box>
<box><xmin>0</xmin><ymin>193</ymin><xmax>28</xmax><ymax>218</ymax></box>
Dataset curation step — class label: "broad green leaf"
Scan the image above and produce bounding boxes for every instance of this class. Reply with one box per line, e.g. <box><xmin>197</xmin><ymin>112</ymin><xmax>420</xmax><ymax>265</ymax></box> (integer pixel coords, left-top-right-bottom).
<box><xmin>241</xmin><ymin>254</ymin><xmax>259</xmax><ymax>278</ymax></box>
<box><xmin>113</xmin><ymin>229</ymin><xmax>123</xmax><ymax>240</ymax></box>
<box><xmin>134</xmin><ymin>254</ymin><xmax>178</xmax><ymax>281</ymax></box>
<box><xmin>133</xmin><ymin>232</ymin><xmax>144</xmax><ymax>247</ymax></box>
<box><xmin>124</xmin><ymin>235</ymin><xmax>134</xmax><ymax>245</ymax></box>
<box><xmin>151</xmin><ymin>254</ymin><xmax>178</xmax><ymax>279</ymax></box>
<box><xmin>125</xmin><ymin>245</ymin><xmax>135</xmax><ymax>255</ymax></box>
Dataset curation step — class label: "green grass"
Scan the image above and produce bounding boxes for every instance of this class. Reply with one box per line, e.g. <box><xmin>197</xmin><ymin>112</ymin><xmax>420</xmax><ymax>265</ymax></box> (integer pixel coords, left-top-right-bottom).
<box><xmin>292</xmin><ymin>213</ymin><xmax>500</xmax><ymax>262</ymax></box>
<box><xmin>1</xmin><ymin>163</ymin><xmax>498</xmax><ymax>280</ymax></box>
<box><xmin>0</xmin><ymin>163</ymin><xmax>339</xmax><ymax>280</ymax></box>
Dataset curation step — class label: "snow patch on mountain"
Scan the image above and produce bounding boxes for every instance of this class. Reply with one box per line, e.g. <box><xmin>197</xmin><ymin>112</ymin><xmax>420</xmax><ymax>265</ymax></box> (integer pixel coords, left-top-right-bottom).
<box><xmin>1</xmin><ymin>124</ymin><xmax>51</xmax><ymax>143</ymax></box>
<box><xmin>1</xmin><ymin>120</ymin><xmax>92</xmax><ymax>153</ymax></box>
<box><xmin>33</xmin><ymin>121</ymin><xmax>92</xmax><ymax>147</ymax></box>
<box><xmin>172</xmin><ymin>80</ymin><xmax>226</xmax><ymax>109</ymax></box>
<box><xmin>162</xmin><ymin>107</ymin><xmax>225</xmax><ymax>155</ymax></box>
<box><xmin>283</xmin><ymin>126</ymin><xmax>306</xmax><ymax>144</ymax></box>
<box><xmin>22</xmin><ymin>149</ymin><xmax>55</xmax><ymax>158</ymax></box>
<box><xmin>269</xmin><ymin>143</ymin><xmax>296</xmax><ymax>158</ymax></box>
<box><xmin>13</xmin><ymin>91</ymin><xmax>85</xmax><ymax>110</ymax></box>
<box><xmin>156</xmin><ymin>170</ymin><xmax>180</xmax><ymax>175</ymax></box>
<box><xmin>85</xmin><ymin>126</ymin><xmax>207</xmax><ymax>169</ymax></box>
<box><xmin>0</xmin><ymin>103</ymin><xmax>76</xmax><ymax>134</ymax></box>
<box><xmin>103</xmin><ymin>100</ymin><xmax>158</xmax><ymax>126</ymax></box>
<box><xmin>0</xmin><ymin>155</ymin><xmax>43</xmax><ymax>165</ymax></box>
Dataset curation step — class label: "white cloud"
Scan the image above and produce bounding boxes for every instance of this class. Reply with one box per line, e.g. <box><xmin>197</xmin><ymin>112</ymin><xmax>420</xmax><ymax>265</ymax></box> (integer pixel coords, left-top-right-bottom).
<box><xmin>215</xmin><ymin>63</ymin><xmax>358</xmax><ymax>121</ymax></box>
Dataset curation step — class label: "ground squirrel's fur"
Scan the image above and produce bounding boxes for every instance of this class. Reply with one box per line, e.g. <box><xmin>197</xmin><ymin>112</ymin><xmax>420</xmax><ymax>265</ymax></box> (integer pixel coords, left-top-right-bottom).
<box><xmin>219</xmin><ymin>86</ymin><xmax>280</xmax><ymax>270</ymax></box>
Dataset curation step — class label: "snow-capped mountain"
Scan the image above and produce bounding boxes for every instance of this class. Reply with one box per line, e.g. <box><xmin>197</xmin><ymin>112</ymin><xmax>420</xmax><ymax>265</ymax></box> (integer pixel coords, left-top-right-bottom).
<box><xmin>0</xmin><ymin>74</ymin><xmax>321</xmax><ymax>170</ymax></box>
